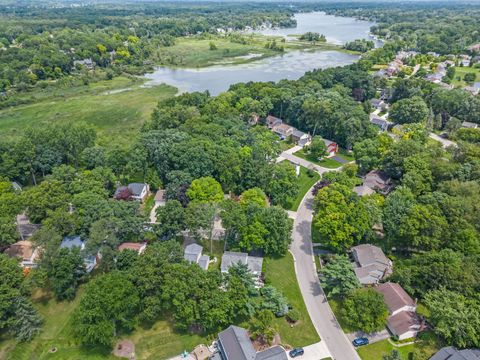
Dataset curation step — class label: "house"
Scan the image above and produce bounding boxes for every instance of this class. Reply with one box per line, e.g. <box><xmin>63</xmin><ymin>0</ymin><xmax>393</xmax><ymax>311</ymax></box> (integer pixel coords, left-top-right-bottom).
<box><xmin>221</xmin><ymin>251</ymin><xmax>263</xmax><ymax>286</ymax></box>
<box><xmin>363</xmin><ymin>170</ymin><xmax>393</xmax><ymax>194</ymax></box>
<box><xmin>291</xmin><ymin>129</ymin><xmax>311</xmax><ymax>147</ymax></box>
<box><xmin>430</xmin><ymin>347</ymin><xmax>480</xmax><ymax>360</ymax></box>
<box><xmin>370</xmin><ymin>98</ymin><xmax>386</xmax><ymax>111</ymax></box>
<box><xmin>323</xmin><ymin>139</ymin><xmax>338</xmax><ymax>156</ymax></box>
<box><xmin>212</xmin><ymin>325</ymin><xmax>287</xmax><ymax>360</ymax></box>
<box><xmin>61</xmin><ymin>236</ymin><xmax>97</xmax><ymax>273</ymax></box>
<box><xmin>115</xmin><ymin>183</ymin><xmax>150</xmax><ymax>202</ymax></box>
<box><xmin>469</xmin><ymin>43</ymin><xmax>480</xmax><ymax>52</ymax></box>
<box><xmin>271</xmin><ymin>123</ymin><xmax>294</xmax><ymax>139</ymax></box>
<box><xmin>16</xmin><ymin>213</ymin><xmax>40</xmax><ymax>240</ymax></box>
<box><xmin>464</xmin><ymin>86</ymin><xmax>479</xmax><ymax>96</ymax></box>
<box><xmin>266</xmin><ymin>115</ymin><xmax>282</xmax><ymax>129</ymax></box>
<box><xmin>375</xmin><ymin>282</ymin><xmax>423</xmax><ymax>340</ymax></box>
<box><xmin>351</xmin><ymin>244</ymin><xmax>392</xmax><ymax>285</ymax></box>
<box><xmin>118</xmin><ymin>242</ymin><xmax>147</xmax><ymax>255</ymax></box>
<box><xmin>73</xmin><ymin>58</ymin><xmax>94</xmax><ymax>70</ymax></box>
<box><xmin>184</xmin><ymin>243</ymin><xmax>210</xmax><ymax>270</ymax></box>
<box><xmin>4</xmin><ymin>240</ymin><xmax>40</xmax><ymax>268</ymax></box>
<box><xmin>370</xmin><ymin>116</ymin><xmax>392</xmax><ymax>132</ymax></box>
<box><xmin>461</xmin><ymin>121</ymin><xmax>479</xmax><ymax>129</ymax></box>
<box><xmin>154</xmin><ymin>189</ymin><xmax>166</xmax><ymax>207</ymax></box>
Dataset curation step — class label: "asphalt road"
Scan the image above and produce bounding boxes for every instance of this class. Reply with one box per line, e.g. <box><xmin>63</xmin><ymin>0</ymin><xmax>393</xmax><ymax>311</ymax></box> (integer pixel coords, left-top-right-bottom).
<box><xmin>290</xmin><ymin>185</ymin><xmax>361</xmax><ymax>360</ymax></box>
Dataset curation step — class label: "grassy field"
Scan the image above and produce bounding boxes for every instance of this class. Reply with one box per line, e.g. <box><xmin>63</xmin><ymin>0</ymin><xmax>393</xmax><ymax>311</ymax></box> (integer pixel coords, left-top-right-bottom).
<box><xmin>154</xmin><ymin>35</ymin><xmax>347</xmax><ymax>68</ymax></box>
<box><xmin>0</xmin><ymin>76</ymin><xmax>177</xmax><ymax>147</ymax></box>
<box><xmin>293</xmin><ymin>149</ymin><xmax>343</xmax><ymax>169</ymax></box>
<box><xmin>451</xmin><ymin>66</ymin><xmax>480</xmax><ymax>87</ymax></box>
<box><xmin>264</xmin><ymin>254</ymin><xmax>320</xmax><ymax>348</ymax></box>
<box><xmin>285</xmin><ymin>166</ymin><xmax>320</xmax><ymax>211</ymax></box>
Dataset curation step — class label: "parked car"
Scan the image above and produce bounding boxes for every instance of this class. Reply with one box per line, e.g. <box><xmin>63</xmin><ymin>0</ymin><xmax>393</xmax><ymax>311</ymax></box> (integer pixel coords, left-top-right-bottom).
<box><xmin>352</xmin><ymin>337</ymin><xmax>369</xmax><ymax>347</ymax></box>
<box><xmin>289</xmin><ymin>348</ymin><xmax>305</xmax><ymax>357</ymax></box>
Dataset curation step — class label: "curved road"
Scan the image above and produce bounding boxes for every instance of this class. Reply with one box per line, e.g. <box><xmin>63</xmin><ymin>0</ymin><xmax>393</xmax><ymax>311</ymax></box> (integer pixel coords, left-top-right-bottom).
<box><xmin>290</xmin><ymin>183</ymin><xmax>361</xmax><ymax>360</ymax></box>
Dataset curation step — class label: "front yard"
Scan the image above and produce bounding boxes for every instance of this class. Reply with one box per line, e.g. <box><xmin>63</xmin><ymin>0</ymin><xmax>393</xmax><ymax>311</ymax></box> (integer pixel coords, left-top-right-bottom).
<box><xmin>284</xmin><ymin>166</ymin><xmax>320</xmax><ymax>211</ymax></box>
<box><xmin>294</xmin><ymin>149</ymin><xmax>343</xmax><ymax>168</ymax></box>
<box><xmin>264</xmin><ymin>254</ymin><xmax>320</xmax><ymax>348</ymax></box>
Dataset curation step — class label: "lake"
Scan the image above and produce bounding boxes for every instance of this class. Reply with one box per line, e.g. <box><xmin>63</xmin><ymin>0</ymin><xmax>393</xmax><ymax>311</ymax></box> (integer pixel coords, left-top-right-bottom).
<box><xmin>143</xmin><ymin>12</ymin><xmax>375</xmax><ymax>95</ymax></box>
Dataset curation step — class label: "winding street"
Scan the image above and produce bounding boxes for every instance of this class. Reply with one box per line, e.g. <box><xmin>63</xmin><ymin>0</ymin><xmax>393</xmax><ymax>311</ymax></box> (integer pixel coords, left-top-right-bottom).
<box><xmin>290</xmin><ymin>183</ymin><xmax>361</xmax><ymax>360</ymax></box>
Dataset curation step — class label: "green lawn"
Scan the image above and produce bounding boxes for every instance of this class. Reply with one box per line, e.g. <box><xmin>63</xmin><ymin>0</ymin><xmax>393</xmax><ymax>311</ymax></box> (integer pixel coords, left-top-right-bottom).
<box><xmin>0</xmin><ymin>76</ymin><xmax>177</xmax><ymax>147</ymax></box>
<box><xmin>293</xmin><ymin>149</ymin><xmax>343</xmax><ymax>169</ymax></box>
<box><xmin>358</xmin><ymin>332</ymin><xmax>439</xmax><ymax>360</ymax></box>
<box><xmin>337</xmin><ymin>148</ymin><xmax>355</xmax><ymax>162</ymax></box>
<box><xmin>451</xmin><ymin>66</ymin><xmax>480</xmax><ymax>87</ymax></box>
<box><xmin>284</xmin><ymin>166</ymin><xmax>320</xmax><ymax>211</ymax></box>
<box><xmin>264</xmin><ymin>254</ymin><xmax>320</xmax><ymax>348</ymax></box>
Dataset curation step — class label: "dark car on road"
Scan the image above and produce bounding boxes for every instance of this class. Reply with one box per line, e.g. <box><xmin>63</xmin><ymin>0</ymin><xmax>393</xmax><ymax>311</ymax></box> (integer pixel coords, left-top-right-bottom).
<box><xmin>289</xmin><ymin>348</ymin><xmax>305</xmax><ymax>357</ymax></box>
<box><xmin>352</xmin><ymin>337</ymin><xmax>369</xmax><ymax>347</ymax></box>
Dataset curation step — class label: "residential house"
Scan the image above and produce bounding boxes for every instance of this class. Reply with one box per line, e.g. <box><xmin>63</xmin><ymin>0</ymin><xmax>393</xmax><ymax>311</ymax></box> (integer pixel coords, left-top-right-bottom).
<box><xmin>118</xmin><ymin>242</ymin><xmax>147</xmax><ymax>255</ymax></box>
<box><xmin>115</xmin><ymin>183</ymin><xmax>150</xmax><ymax>202</ymax></box>
<box><xmin>4</xmin><ymin>240</ymin><xmax>40</xmax><ymax>268</ymax></box>
<box><xmin>430</xmin><ymin>347</ymin><xmax>480</xmax><ymax>360</ymax></box>
<box><xmin>271</xmin><ymin>123</ymin><xmax>294</xmax><ymax>140</ymax></box>
<box><xmin>61</xmin><ymin>236</ymin><xmax>97</xmax><ymax>273</ymax></box>
<box><xmin>291</xmin><ymin>129</ymin><xmax>311</xmax><ymax>147</ymax></box>
<box><xmin>221</xmin><ymin>251</ymin><xmax>263</xmax><ymax>287</ymax></box>
<box><xmin>375</xmin><ymin>282</ymin><xmax>424</xmax><ymax>340</ymax></box>
<box><xmin>16</xmin><ymin>213</ymin><xmax>40</xmax><ymax>240</ymax></box>
<box><xmin>73</xmin><ymin>58</ymin><xmax>94</xmax><ymax>70</ymax></box>
<box><xmin>370</xmin><ymin>98</ymin><xmax>386</xmax><ymax>111</ymax></box>
<box><xmin>469</xmin><ymin>43</ymin><xmax>480</xmax><ymax>52</ymax></box>
<box><xmin>464</xmin><ymin>86</ymin><xmax>479</xmax><ymax>96</ymax></box>
<box><xmin>461</xmin><ymin>121</ymin><xmax>479</xmax><ymax>129</ymax></box>
<box><xmin>211</xmin><ymin>325</ymin><xmax>287</xmax><ymax>360</ymax></box>
<box><xmin>363</xmin><ymin>170</ymin><xmax>393</xmax><ymax>195</ymax></box>
<box><xmin>154</xmin><ymin>189</ymin><xmax>166</xmax><ymax>207</ymax></box>
<box><xmin>370</xmin><ymin>116</ymin><xmax>392</xmax><ymax>132</ymax></box>
<box><xmin>266</xmin><ymin>115</ymin><xmax>282</xmax><ymax>129</ymax></box>
<box><xmin>353</xmin><ymin>185</ymin><xmax>375</xmax><ymax>197</ymax></box>
<box><xmin>184</xmin><ymin>243</ymin><xmax>210</xmax><ymax>270</ymax></box>
<box><xmin>351</xmin><ymin>244</ymin><xmax>392</xmax><ymax>285</ymax></box>
<box><xmin>323</xmin><ymin>139</ymin><xmax>338</xmax><ymax>156</ymax></box>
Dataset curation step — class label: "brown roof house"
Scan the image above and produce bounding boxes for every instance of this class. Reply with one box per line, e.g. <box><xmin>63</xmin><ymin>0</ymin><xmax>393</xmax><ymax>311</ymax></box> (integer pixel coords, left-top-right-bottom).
<box><xmin>265</xmin><ymin>115</ymin><xmax>282</xmax><ymax>129</ymax></box>
<box><xmin>375</xmin><ymin>282</ymin><xmax>424</xmax><ymax>340</ymax></box>
<box><xmin>351</xmin><ymin>244</ymin><xmax>392</xmax><ymax>285</ymax></box>
<box><xmin>4</xmin><ymin>240</ymin><xmax>40</xmax><ymax>268</ymax></box>
<box><xmin>118</xmin><ymin>242</ymin><xmax>147</xmax><ymax>255</ymax></box>
<box><xmin>271</xmin><ymin>123</ymin><xmax>294</xmax><ymax>140</ymax></box>
<box><xmin>363</xmin><ymin>170</ymin><xmax>393</xmax><ymax>195</ymax></box>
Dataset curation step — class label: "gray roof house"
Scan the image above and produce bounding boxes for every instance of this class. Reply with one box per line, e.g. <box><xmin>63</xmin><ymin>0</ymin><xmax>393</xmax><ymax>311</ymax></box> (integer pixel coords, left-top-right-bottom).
<box><xmin>370</xmin><ymin>116</ymin><xmax>393</xmax><ymax>132</ymax></box>
<box><xmin>221</xmin><ymin>251</ymin><xmax>263</xmax><ymax>287</ymax></box>
<box><xmin>213</xmin><ymin>325</ymin><xmax>287</xmax><ymax>360</ymax></box>
<box><xmin>184</xmin><ymin>243</ymin><xmax>209</xmax><ymax>270</ymax></box>
<box><xmin>430</xmin><ymin>347</ymin><xmax>480</xmax><ymax>360</ymax></box>
<box><xmin>114</xmin><ymin>183</ymin><xmax>150</xmax><ymax>202</ymax></box>
<box><xmin>462</xmin><ymin>121</ymin><xmax>479</xmax><ymax>129</ymax></box>
<box><xmin>61</xmin><ymin>236</ymin><xmax>97</xmax><ymax>273</ymax></box>
<box><xmin>291</xmin><ymin>129</ymin><xmax>311</xmax><ymax>147</ymax></box>
<box><xmin>364</xmin><ymin>170</ymin><xmax>393</xmax><ymax>195</ymax></box>
<box><xmin>351</xmin><ymin>244</ymin><xmax>392</xmax><ymax>285</ymax></box>
<box><xmin>370</xmin><ymin>98</ymin><xmax>386</xmax><ymax>110</ymax></box>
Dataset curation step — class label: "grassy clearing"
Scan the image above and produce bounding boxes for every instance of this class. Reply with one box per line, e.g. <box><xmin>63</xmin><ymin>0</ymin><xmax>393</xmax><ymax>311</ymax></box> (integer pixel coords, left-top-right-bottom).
<box><xmin>284</xmin><ymin>166</ymin><xmax>320</xmax><ymax>211</ymax></box>
<box><xmin>264</xmin><ymin>254</ymin><xmax>320</xmax><ymax>348</ymax></box>
<box><xmin>293</xmin><ymin>149</ymin><xmax>343</xmax><ymax>169</ymax></box>
<box><xmin>358</xmin><ymin>332</ymin><xmax>440</xmax><ymax>360</ymax></box>
<box><xmin>451</xmin><ymin>66</ymin><xmax>480</xmax><ymax>87</ymax></box>
<box><xmin>0</xmin><ymin>76</ymin><xmax>177</xmax><ymax>147</ymax></box>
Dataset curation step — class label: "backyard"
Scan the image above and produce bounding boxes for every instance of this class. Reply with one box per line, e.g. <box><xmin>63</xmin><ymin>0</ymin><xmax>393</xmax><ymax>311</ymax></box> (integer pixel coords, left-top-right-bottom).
<box><xmin>451</xmin><ymin>66</ymin><xmax>480</xmax><ymax>87</ymax></box>
<box><xmin>264</xmin><ymin>254</ymin><xmax>320</xmax><ymax>348</ymax></box>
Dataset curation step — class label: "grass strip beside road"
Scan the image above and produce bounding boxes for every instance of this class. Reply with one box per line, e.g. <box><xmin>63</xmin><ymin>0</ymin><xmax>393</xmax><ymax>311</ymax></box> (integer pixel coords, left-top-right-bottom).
<box><xmin>285</xmin><ymin>166</ymin><xmax>320</xmax><ymax>211</ymax></box>
<box><xmin>264</xmin><ymin>254</ymin><xmax>320</xmax><ymax>348</ymax></box>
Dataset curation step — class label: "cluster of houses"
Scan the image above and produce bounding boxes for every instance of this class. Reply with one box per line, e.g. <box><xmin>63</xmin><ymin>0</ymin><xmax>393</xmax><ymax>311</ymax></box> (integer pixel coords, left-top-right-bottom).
<box><xmin>350</xmin><ymin>244</ymin><xmax>424</xmax><ymax>341</ymax></box>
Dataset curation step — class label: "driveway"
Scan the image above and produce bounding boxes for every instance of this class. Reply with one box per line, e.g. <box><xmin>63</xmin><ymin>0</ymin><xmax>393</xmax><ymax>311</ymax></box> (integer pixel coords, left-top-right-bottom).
<box><xmin>149</xmin><ymin>203</ymin><xmax>159</xmax><ymax>224</ymax></box>
<box><xmin>288</xmin><ymin>341</ymin><xmax>331</xmax><ymax>360</ymax></box>
<box><xmin>429</xmin><ymin>133</ymin><xmax>457</xmax><ymax>149</ymax></box>
<box><xmin>278</xmin><ymin>152</ymin><xmax>333</xmax><ymax>175</ymax></box>
<box><xmin>347</xmin><ymin>329</ymin><xmax>390</xmax><ymax>344</ymax></box>
<box><xmin>290</xmin><ymin>184</ymin><xmax>361</xmax><ymax>360</ymax></box>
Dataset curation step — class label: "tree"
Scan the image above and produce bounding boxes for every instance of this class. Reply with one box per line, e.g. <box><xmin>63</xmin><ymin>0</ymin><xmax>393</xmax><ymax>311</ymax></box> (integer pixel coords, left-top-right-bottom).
<box><xmin>260</xmin><ymin>206</ymin><xmax>292</xmax><ymax>256</ymax></box>
<box><xmin>424</xmin><ymin>288</ymin><xmax>480</xmax><ymax>348</ymax></box>
<box><xmin>240</xmin><ymin>188</ymin><xmax>267</xmax><ymax>208</ymax></box>
<box><xmin>389</xmin><ymin>96</ymin><xmax>429</xmax><ymax>124</ymax></box>
<box><xmin>342</xmin><ymin>288</ymin><xmax>388</xmax><ymax>333</ymax></box>
<box><xmin>266</xmin><ymin>162</ymin><xmax>298</xmax><ymax>207</ymax></box>
<box><xmin>187</xmin><ymin>177</ymin><xmax>223</xmax><ymax>203</ymax></box>
<box><xmin>261</xmin><ymin>285</ymin><xmax>289</xmax><ymax>317</ymax></box>
<box><xmin>155</xmin><ymin>200</ymin><xmax>186</xmax><ymax>239</ymax></box>
<box><xmin>320</xmin><ymin>255</ymin><xmax>361</xmax><ymax>298</ymax></box>
<box><xmin>305</xmin><ymin>136</ymin><xmax>327</xmax><ymax>160</ymax></box>
<box><xmin>48</xmin><ymin>247</ymin><xmax>86</xmax><ymax>301</ymax></box>
<box><xmin>464</xmin><ymin>72</ymin><xmax>476</xmax><ymax>83</ymax></box>
<box><xmin>11</xmin><ymin>296</ymin><xmax>43</xmax><ymax>342</ymax></box>
<box><xmin>75</xmin><ymin>271</ymin><xmax>139</xmax><ymax>346</ymax></box>
<box><xmin>0</xmin><ymin>254</ymin><xmax>23</xmax><ymax>331</ymax></box>
<box><xmin>383</xmin><ymin>350</ymin><xmax>401</xmax><ymax>360</ymax></box>
<box><xmin>249</xmin><ymin>310</ymin><xmax>276</xmax><ymax>344</ymax></box>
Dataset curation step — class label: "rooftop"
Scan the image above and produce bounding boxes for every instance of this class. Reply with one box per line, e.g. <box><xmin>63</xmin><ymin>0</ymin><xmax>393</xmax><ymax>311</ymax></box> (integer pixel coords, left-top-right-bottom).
<box><xmin>4</xmin><ymin>241</ymin><xmax>35</xmax><ymax>261</ymax></box>
<box><xmin>61</xmin><ymin>236</ymin><xmax>84</xmax><ymax>250</ymax></box>
<box><xmin>430</xmin><ymin>347</ymin><xmax>480</xmax><ymax>360</ymax></box>
<box><xmin>375</xmin><ymin>282</ymin><xmax>415</xmax><ymax>314</ymax></box>
<box><xmin>387</xmin><ymin>310</ymin><xmax>422</xmax><ymax>336</ymax></box>
<box><xmin>118</xmin><ymin>242</ymin><xmax>145</xmax><ymax>253</ymax></box>
<box><xmin>128</xmin><ymin>183</ymin><xmax>147</xmax><ymax>197</ymax></box>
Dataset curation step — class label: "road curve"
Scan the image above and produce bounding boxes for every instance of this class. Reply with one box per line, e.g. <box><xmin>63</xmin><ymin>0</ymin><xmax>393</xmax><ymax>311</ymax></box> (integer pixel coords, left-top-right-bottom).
<box><xmin>290</xmin><ymin>184</ymin><xmax>361</xmax><ymax>360</ymax></box>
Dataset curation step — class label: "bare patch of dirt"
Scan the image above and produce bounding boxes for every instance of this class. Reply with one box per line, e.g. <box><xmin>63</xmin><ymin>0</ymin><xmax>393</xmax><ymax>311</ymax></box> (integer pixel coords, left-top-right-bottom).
<box><xmin>113</xmin><ymin>339</ymin><xmax>135</xmax><ymax>359</ymax></box>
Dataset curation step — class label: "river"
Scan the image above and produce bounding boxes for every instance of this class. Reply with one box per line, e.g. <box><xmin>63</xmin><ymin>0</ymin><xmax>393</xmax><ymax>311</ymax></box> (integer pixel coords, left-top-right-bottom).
<box><xmin>143</xmin><ymin>12</ymin><xmax>375</xmax><ymax>95</ymax></box>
